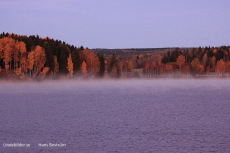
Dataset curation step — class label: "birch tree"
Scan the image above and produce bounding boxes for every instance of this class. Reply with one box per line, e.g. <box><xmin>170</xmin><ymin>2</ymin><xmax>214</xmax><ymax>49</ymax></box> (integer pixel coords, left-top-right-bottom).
<box><xmin>0</xmin><ymin>37</ymin><xmax>16</xmax><ymax>71</ymax></box>
<box><xmin>81</xmin><ymin>61</ymin><xmax>87</xmax><ymax>77</ymax></box>
<box><xmin>14</xmin><ymin>41</ymin><xmax>20</xmax><ymax>69</ymax></box>
<box><xmin>27</xmin><ymin>51</ymin><xmax>35</xmax><ymax>76</ymax></box>
<box><xmin>176</xmin><ymin>55</ymin><xmax>185</xmax><ymax>69</ymax></box>
<box><xmin>80</xmin><ymin>49</ymin><xmax>100</xmax><ymax>76</ymax></box>
<box><xmin>33</xmin><ymin>45</ymin><xmax>46</xmax><ymax>77</ymax></box>
<box><xmin>0</xmin><ymin>43</ymin><xmax>3</xmax><ymax>68</ymax></box>
<box><xmin>53</xmin><ymin>55</ymin><xmax>59</xmax><ymax>76</ymax></box>
<box><xmin>19</xmin><ymin>41</ymin><xmax>27</xmax><ymax>73</ymax></box>
<box><xmin>40</xmin><ymin>67</ymin><xmax>50</xmax><ymax>79</ymax></box>
<box><xmin>3</xmin><ymin>43</ymin><xmax>12</xmax><ymax>71</ymax></box>
<box><xmin>67</xmin><ymin>54</ymin><xmax>74</xmax><ymax>77</ymax></box>
<box><xmin>216</xmin><ymin>59</ymin><xmax>226</xmax><ymax>76</ymax></box>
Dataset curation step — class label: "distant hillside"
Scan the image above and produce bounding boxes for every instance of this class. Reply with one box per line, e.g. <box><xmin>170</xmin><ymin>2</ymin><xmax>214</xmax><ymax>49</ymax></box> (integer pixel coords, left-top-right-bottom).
<box><xmin>92</xmin><ymin>48</ymin><xmax>194</xmax><ymax>56</ymax></box>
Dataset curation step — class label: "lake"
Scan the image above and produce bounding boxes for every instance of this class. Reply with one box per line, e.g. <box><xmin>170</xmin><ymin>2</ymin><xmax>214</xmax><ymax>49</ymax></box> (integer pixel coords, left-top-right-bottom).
<box><xmin>1</xmin><ymin>79</ymin><xmax>230</xmax><ymax>153</ymax></box>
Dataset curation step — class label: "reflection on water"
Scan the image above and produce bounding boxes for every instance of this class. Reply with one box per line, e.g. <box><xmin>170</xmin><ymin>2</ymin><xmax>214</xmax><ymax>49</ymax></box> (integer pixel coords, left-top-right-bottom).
<box><xmin>1</xmin><ymin>79</ymin><xmax>230</xmax><ymax>153</ymax></box>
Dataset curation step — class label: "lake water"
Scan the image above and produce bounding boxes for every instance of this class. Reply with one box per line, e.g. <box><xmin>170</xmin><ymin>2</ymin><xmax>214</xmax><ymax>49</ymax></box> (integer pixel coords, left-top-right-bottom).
<box><xmin>1</xmin><ymin>79</ymin><xmax>230</xmax><ymax>153</ymax></box>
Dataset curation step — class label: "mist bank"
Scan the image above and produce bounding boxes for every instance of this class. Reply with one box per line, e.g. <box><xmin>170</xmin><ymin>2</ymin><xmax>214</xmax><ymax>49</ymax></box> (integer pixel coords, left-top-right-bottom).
<box><xmin>1</xmin><ymin>78</ymin><xmax>230</xmax><ymax>92</ymax></box>
<box><xmin>1</xmin><ymin>71</ymin><xmax>230</xmax><ymax>82</ymax></box>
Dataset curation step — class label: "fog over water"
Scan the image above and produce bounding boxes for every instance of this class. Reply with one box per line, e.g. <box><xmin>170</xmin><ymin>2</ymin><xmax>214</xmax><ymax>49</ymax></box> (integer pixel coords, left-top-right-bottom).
<box><xmin>1</xmin><ymin>79</ymin><xmax>230</xmax><ymax>153</ymax></box>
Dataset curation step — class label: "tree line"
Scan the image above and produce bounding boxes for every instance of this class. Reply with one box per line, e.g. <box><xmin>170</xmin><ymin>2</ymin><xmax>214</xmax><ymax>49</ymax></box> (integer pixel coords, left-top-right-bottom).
<box><xmin>143</xmin><ymin>46</ymin><xmax>230</xmax><ymax>77</ymax></box>
<box><xmin>0</xmin><ymin>32</ymin><xmax>103</xmax><ymax>79</ymax></box>
<box><xmin>0</xmin><ymin>32</ymin><xmax>230</xmax><ymax>80</ymax></box>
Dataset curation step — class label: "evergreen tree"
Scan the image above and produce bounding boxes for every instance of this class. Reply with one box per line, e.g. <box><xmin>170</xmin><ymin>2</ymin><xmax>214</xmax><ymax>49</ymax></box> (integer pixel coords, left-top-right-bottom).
<box><xmin>58</xmin><ymin>45</ymin><xmax>68</xmax><ymax>74</ymax></box>
<box><xmin>44</xmin><ymin>43</ymin><xmax>54</xmax><ymax>72</ymax></box>
<box><xmin>108</xmin><ymin>52</ymin><xmax>118</xmax><ymax>73</ymax></box>
<box><xmin>97</xmin><ymin>54</ymin><xmax>105</xmax><ymax>77</ymax></box>
<box><xmin>71</xmin><ymin>48</ymin><xmax>81</xmax><ymax>74</ymax></box>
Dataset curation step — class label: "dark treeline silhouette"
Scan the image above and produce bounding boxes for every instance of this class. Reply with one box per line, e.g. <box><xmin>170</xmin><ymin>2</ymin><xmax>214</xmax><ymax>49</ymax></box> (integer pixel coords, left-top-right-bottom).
<box><xmin>0</xmin><ymin>32</ymin><xmax>230</xmax><ymax>80</ymax></box>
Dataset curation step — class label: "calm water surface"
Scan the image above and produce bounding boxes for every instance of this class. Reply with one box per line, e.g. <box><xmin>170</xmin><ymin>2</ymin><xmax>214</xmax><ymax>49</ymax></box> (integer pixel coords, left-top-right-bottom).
<box><xmin>1</xmin><ymin>79</ymin><xmax>230</xmax><ymax>153</ymax></box>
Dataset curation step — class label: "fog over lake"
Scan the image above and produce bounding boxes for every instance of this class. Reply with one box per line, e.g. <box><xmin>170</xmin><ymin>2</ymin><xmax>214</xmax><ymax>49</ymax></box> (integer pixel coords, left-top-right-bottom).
<box><xmin>1</xmin><ymin>79</ymin><xmax>230</xmax><ymax>153</ymax></box>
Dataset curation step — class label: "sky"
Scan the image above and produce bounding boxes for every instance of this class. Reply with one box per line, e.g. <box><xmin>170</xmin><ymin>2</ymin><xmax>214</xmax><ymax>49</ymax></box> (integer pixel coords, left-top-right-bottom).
<box><xmin>0</xmin><ymin>0</ymin><xmax>230</xmax><ymax>49</ymax></box>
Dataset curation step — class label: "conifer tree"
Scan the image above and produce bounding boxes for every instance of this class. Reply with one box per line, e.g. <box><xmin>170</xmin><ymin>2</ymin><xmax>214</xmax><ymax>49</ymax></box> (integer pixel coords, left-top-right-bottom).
<box><xmin>44</xmin><ymin>43</ymin><xmax>54</xmax><ymax>73</ymax></box>
<box><xmin>97</xmin><ymin>54</ymin><xmax>105</xmax><ymax>77</ymax></box>
<box><xmin>71</xmin><ymin>48</ymin><xmax>81</xmax><ymax>74</ymax></box>
<box><xmin>59</xmin><ymin>45</ymin><xmax>68</xmax><ymax>74</ymax></box>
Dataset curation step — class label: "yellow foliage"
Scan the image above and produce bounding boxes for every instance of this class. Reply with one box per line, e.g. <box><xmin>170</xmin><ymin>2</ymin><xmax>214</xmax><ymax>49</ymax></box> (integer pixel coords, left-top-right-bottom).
<box><xmin>27</xmin><ymin>51</ymin><xmax>35</xmax><ymax>70</ymax></box>
<box><xmin>14</xmin><ymin>67</ymin><xmax>22</xmax><ymax>76</ymax></box>
<box><xmin>67</xmin><ymin>54</ymin><xmax>74</xmax><ymax>77</ymax></box>
<box><xmin>80</xmin><ymin>49</ymin><xmax>100</xmax><ymax>76</ymax></box>
<box><xmin>33</xmin><ymin>45</ymin><xmax>46</xmax><ymax>76</ymax></box>
<box><xmin>216</xmin><ymin>59</ymin><xmax>226</xmax><ymax>75</ymax></box>
<box><xmin>176</xmin><ymin>55</ymin><xmax>185</xmax><ymax>68</ymax></box>
<box><xmin>53</xmin><ymin>55</ymin><xmax>59</xmax><ymax>75</ymax></box>
<box><xmin>81</xmin><ymin>61</ymin><xmax>87</xmax><ymax>77</ymax></box>
<box><xmin>40</xmin><ymin>67</ymin><xmax>50</xmax><ymax>79</ymax></box>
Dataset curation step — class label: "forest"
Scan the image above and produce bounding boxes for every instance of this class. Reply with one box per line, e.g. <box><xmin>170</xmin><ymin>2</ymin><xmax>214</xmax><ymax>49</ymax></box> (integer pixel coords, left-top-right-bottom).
<box><xmin>0</xmin><ymin>32</ymin><xmax>230</xmax><ymax>80</ymax></box>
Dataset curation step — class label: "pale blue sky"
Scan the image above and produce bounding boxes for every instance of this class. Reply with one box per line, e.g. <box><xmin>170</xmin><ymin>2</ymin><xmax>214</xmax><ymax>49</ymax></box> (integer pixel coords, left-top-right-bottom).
<box><xmin>0</xmin><ymin>0</ymin><xmax>230</xmax><ymax>48</ymax></box>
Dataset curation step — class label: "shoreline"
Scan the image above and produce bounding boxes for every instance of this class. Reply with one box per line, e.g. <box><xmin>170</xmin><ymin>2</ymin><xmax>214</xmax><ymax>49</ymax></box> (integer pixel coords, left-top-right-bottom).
<box><xmin>0</xmin><ymin>74</ymin><xmax>230</xmax><ymax>83</ymax></box>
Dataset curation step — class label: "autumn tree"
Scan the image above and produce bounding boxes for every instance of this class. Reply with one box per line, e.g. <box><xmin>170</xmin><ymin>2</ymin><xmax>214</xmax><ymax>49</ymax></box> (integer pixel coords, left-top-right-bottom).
<box><xmin>53</xmin><ymin>55</ymin><xmax>59</xmax><ymax>76</ymax></box>
<box><xmin>176</xmin><ymin>55</ymin><xmax>185</xmax><ymax>69</ymax></box>
<box><xmin>127</xmin><ymin>60</ymin><xmax>133</xmax><ymax>72</ymax></box>
<box><xmin>202</xmin><ymin>53</ymin><xmax>208</xmax><ymax>70</ymax></box>
<box><xmin>40</xmin><ymin>67</ymin><xmax>50</xmax><ymax>79</ymax></box>
<box><xmin>197</xmin><ymin>64</ymin><xmax>204</xmax><ymax>74</ymax></box>
<box><xmin>216</xmin><ymin>59</ymin><xmax>226</xmax><ymax>76</ymax></box>
<box><xmin>3</xmin><ymin>41</ymin><xmax>13</xmax><ymax>71</ymax></box>
<box><xmin>122</xmin><ymin>60</ymin><xmax>133</xmax><ymax>76</ymax></box>
<box><xmin>13</xmin><ymin>41</ymin><xmax>20</xmax><ymax>69</ymax></box>
<box><xmin>225</xmin><ymin>61</ymin><xmax>230</xmax><ymax>74</ymax></box>
<box><xmin>27</xmin><ymin>51</ymin><xmax>35</xmax><ymax>76</ymax></box>
<box><xmin>148</xmin><ymin>61</ymin><xmax>155</xmax><ymax>77</ymax></box>
<box><xmin>18</xmin><ymin>41</ymin><xmax>27</xmax><ymax>72</ymax></box>
<box><xmin>180</xmin><ymin>63</ymin><xmax>190</xmax><ymax>74</ymax></box>
<box><xmin>191</xmin><ymin>58</ymin><xmax>204</xmax><ymax>74</ymax></box>
<box><xmin>143</xmin><ymin>62</ymin><xmax>151</xmax><ymax>78</ymax></box>
<box><xmin>33</xmin><ymin>45</ymin><xmax>46</xmax><ymax>77</ymax></box>
<box><xmin>107</xmin><ymin>53</ymin><xmax>121</xmax><ymax>78</ymax></box>
<box><xmin>81</xmin><ymin>61</ymin><xmax>87</xmax><ymax>77</ymax></box>
<box><xmin>79</xmin><ymin>49</ymin><xmax>100</xmax><ymax>76</ymax></box>
<box><xmin>67</xmin><ymin>54</ymin><xmax>74</xmax><ymax>77</ymax></box>
<box><xmin>0</xmin><ymin>43</ymin><xmax>3</xmax><ymax>69</ymax></box>
<box><xmin>156</xmin><ymin>55</ymin><xmax>162</xmax><ymax>65</ymax></box>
